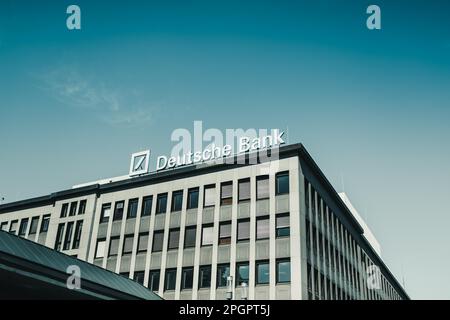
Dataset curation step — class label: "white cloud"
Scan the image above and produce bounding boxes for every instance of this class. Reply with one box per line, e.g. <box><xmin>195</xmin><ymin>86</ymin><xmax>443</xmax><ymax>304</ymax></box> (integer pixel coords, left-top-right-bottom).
<box><xmin>37</xmin><ymin>66</ymin><xmax>157</xmax><ymax>127</ymax></box>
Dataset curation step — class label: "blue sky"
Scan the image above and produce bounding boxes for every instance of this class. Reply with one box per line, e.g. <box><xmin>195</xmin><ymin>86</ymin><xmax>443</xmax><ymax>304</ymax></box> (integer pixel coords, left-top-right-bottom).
<box><xmin>1</xmin><ymin>0</ymin><xmax>450</xmax><ymax>299</ymax></box>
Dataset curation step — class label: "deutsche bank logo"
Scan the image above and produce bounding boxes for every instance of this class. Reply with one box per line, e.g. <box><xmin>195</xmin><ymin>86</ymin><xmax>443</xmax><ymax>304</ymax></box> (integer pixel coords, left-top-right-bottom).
<box><xmin>129</xmin><ymin>150</ymin><xmax>150</xmax><ymax>177</ymax></box>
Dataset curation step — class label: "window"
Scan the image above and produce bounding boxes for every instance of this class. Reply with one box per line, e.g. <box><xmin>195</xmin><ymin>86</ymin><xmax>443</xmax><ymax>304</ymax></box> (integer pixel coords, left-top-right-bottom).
<box><xmin>134</xmin><ymin>271</ymin><xmax>145</xmax><ymax>285</ymax></box>
<box><xmin>276</xmin><ymin>172</ymin><xmax>290</xmax><ymax>195</ymax></box>
<box><xmin>63</xmin><ymin>221</ymin><xmax>74</xmax><ymax>250</ymax></box>
<box><xmin>0</xmin><ymin>222</ymin><xmax>8</xmax><ymax>231</ymax></box>
<box><xmin>201</xmin><ymin>224</ymin><xmax>214</xmax><ymax>246</ymax></box>
<box><xmin>237</xmin><ymin>219</ymin><xmax>250</xmax><ymax>241</ymax></box>
<box><xmin>198</xmin><ymin>265</ymin><xmax>211</xmax><ymax>288</ymax></box>
<box><xmin>95</xmin><ymin>238</ymin><xmax>106</xmax><ymax>258</ymax></box>
<box><xmin>217</xmin><ymin>264</ymin><xmax>230</xmax><ymax>287</ymax></box>
<box><xmin>100</xmin><ymin>204</ymin><xmax>111</xmax><ymax>223</ymax></box>
<box><xmin>148</xmin><ymin>270</ymin><xmax>160</xmax><ymax>291</ymax></box>
<box><xmin>78</xmin><ymin>200</ymin><xmax>86</xmax><ymax>215</ymax></box>
<box><xmin>187</xmin><ymin>188</ymin><xmax>199</xmax><ymax>209</ymax></box>
<box><xmin>256</xmin><ymin>261</ymin><xmax>270</xmax><ymax>284</ymax></box>
<box><xmin>141</xmin><ymin>196</ymin><xmax>153</xmax><ymax>217</ymax></box>
<box><xmin>113</xmin><ymin>201</ymin><xmax>125</xmax><ymax>221</ymax></box>
<box><xmin>168</xmin><ymin>228</ymin><xmax>180</xmax><ymax>250</ymax></box>
<box><xmin>257</xmin><ymin>176</ymin><xmax>270</xmax><ymax>200</ymax></box>
<box><xmin>40</xmin><ymin>215</ymin><xmax>50</xmax><ymax>232</ymax></box>
<box><xmin>152</xmin><ymin>230</ymin><xmax>164</xmax><ymax>252</ymax></box>
<box><xmin>9</xmin><ymin>220</ymin><xmax>18</xmax><ymax>234</ymax></box>
<box><xmin>219</xmin><ymin>221</ymin><xmax>231</xmax><ymax>245</ymax></box>
<box><xmin>236</xmin><ymin>262</ymin><xmax>249</xmax><ymax>285</ymax></box>
<box><xmin>127</xmin><ymin>198</ymin><xmax>138</xmax><ymax>219</ymax></box>
<box><xmin>171</xmin><ymin>191</ymin><xmax>183</xmax><ymax>212</ymax></box>
<box><xmin>137</xmin><ymin>233</ymin><xmax>149</xmax><ymax>253</ymax></box>
<box><xmin>60</xmin><ymin>203</ymin><xmax>68</xmax><ymax>218</ymax></box>
<box><xmin>18</xmin><ymin>218</ymin><xmax>29</xmax><ymax>237</ymax></box>
<box><xmin>203</xmin><ymin>185</ymin><xmax>216</xmax><ymax>207</ymax></box>
<box><xmin>256</xmin><ymin>216</ymin><xmax>270</xmax><ymax>240</ymax></box>
<box><xmin>184</xmin><ymin>226</ymin><xmax>197</xmax><ymax>248</ymax></box>
<box><xmin>54</xmin><ymin>223</ymin><xmax>65</xmax><ymax>251</ymax></box>
<box><xmin>69</xmin><ymin>202</ymin><xmax>77</xmax><ymax>216</ymax></box>
<box><xmin>238</xmin><ymin>179</ymin><xmax>250</xmax><ymax>201</ymax></box>
<box><xmin>72</xmin><ymin>220</ymin><xmax>83</xmax><ymax>249</ymax></box>
<box><xmin>220</xmin><ymin>182</ymin><xmax>233</xmax><ymax>205</ymax></box>
<box><xmin>276</xmin><ymin>214</ymin><xmax>290</xmax><ymax>237</ymax></box>
<box><xmin>165</xmin><ymin>269</ymin><xmax>177</xmax><ymax>291</ymax></box>
<box><xmin>181</xmin><ymin>267</ymin><xmax>194</xmax><ymax>290</ymax></box>
<box><xmin>108</xmin><ymin>236</ymin><xmax>120</xmax><ymax>256</ymax></box>
<box><xmin>27</xmin><ymin>217</ymin><xmax>39</xmax><ymax>235</ymax></box>
<box><xmin>123</xmin><ymin>235</ymin><xmax>134</xmax><ymax>254</ymax></box>
<box><xmin>156</xmin><ymin>193</ymin><xmax>168</xmax><ymax>214</ymax></box>
<box><xmin>277</xmin><ymin>259</ymin><xmax>291</xmax><ymax>283</ymax></box>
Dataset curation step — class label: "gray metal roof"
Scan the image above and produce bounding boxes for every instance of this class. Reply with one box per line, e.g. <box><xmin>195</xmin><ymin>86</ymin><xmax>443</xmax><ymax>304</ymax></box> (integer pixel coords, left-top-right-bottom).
<box><xmin>0</xmin><ymin>230</ymin><xmax>161</xmax><ymax>300</ymax></box>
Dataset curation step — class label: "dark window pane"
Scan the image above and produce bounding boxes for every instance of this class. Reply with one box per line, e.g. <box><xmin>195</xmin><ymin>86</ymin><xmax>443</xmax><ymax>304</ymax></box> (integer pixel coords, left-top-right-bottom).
<box><xmin>9</xmin><ymin>220</ymin><xmax>18</xmax><ymax>234</ymax></box>
<box><xmin>29</xmin><ymin>217</ymin><xmax>39</xmax><ymax>234</ymax></box>
<box><xmin>156</xmin><ymin>194</ymin><xmax>168</xmax><ymax>214</ymax></box>
<box><xmin>276</xmin><ymin>214</ymin><xmax>290</xmax><ymax>237</ymax></box>
<box><xmin>149</xmin><ymin>271</ymin><xmax>160</xmax><ymax>291</ymax></box>
<box><xmin>219</xmin><ymin>221</ymin><xmax>231</xmax><ymax>245</ymax></box>
<box><xmin>63</xmin><ymin>221</ymin><xmax>74</xmax><ymax>250</ymax></box>
<box><xmin>152</xmin><ymin>231</ymin><xmax>164</xmax><ymax>252</ymax></box>
<box><xmin>181</xmin><ymin>267</ymin><xmax>194</xmax><ymax>290</ymax></box>
<box><xmin>109</xmin><ymin>237</ymin><xmax>120</xmax><ymax>256</ymax></box>
<box><xmin>123</xmin><ymin>235</ymin><xmax>134</xmax><ymax>254</ymax></box>
<box><xmin>168</xmin><ymin>229</ymin><xmax>180</xmax><ymax>250</ymax></box>
<box><xmin>202</xmin><ymin>225</ymin><xmax>214</xmax><ymax>246</ymax></box>
<box><xmin>113</xmin><ymin>201</ymin><xmax>125</xmax><ymax>221</ymax></box>
<box><xmin>184</xmin><ymin>226</ymin><xmax>197</xmax><ymax>248</ymax></box>
<box><xmin>60</xmin><ymin>203</ymin><xmax>68</xmax><ymax>218</ymax></box>
<box><xmin>18</xmin><ymin>218</ymin><xmax>29</xmax><ymax>237</ymax></box>
<box><xmin>141</xmin><ymin>196</ymin><xmax>153</xmax><ymax>216</ymax></box>
<box><xmin>221</xmin><ymin>182</ymin><xmax>233</xmax><ymax>205</ymax></box>
<box><xmin>138</xmin><ymin>233</ymin><xmax>149</xmax><ymax>252</ymax></box>
<box><xmin>276</xmin><ymin>172</ymin><xmax>290</xmax><ymax>195</ymax></box>
<box><xmin>100</xmin><ymin>204</ymin><xmax>111</xmax><ymax>223</ymax></box>
<box><xmin>127</xmin><ymin>198</ymin><xmax>138</xmax><ymax>219</ymax></box>
<box><xmin>171</xmin><ymin>191</ymin><xmax>183</xmax><ymax>211</ymax></box>
<box><xmin>238</xmin><ymin>179</ymin><xmax>250</xmax><ymax>201</ymax></box>
<box><xmin>165</xmin><ymin>269</ymin><xmax>177</xmax><ymax>291</ymax></box>
<box><xmin>78</xmin><ymin>200</ymin><xmax>86</xmax><ymax>215</ymax></box>
<box><xmin>187</xmin><ymin>188</ymin><xmax>199</xmax><ymax>209</ymax></box>
<box><xmin>204</xmin><ymin>185</ymin><xmax>216</xmax><ymax>207</ymax></box>
<box><xmin>256</xmin><ymin>217</ymin><xmax>270</xmax><ymax>240</ymax></box>
<box><xmin>237</xmin><ymin>219</ymin><xmax>250</xmax><ymax>241</ymax></box>
<box><xmin>217</xmin><ymin>264</ymin><xmax>230</xmax><ymax>287</ymax></box>
<box><xmin>257</xmin><ymin>176</ymin><xmax>270</xmax><ymax>199</ymax></box>
<box><xmin>54</xmin><ymin>223</ymin><xmax>65</xmax><ymax>251</ymax></box>
<box><xmin>198</xmin><ymin>265</ymin><xmax>211</xmax><ymax>288</ymax></box>
<box><xmin>69</xmin><ymin>202</ymin><xmax>77</xmax><ymax>216</ymax></box>
<box><xmin>236</xmin><ymin>262</ymin><xmax>249</xmax><ymax>285</ymax></box>
<box><xmin>40</xmin><ymin>215</ymin><xmax>50</xmax><ymax>233</ymax></box>
<box><xmin>277</xmin><ymin>259</ymin><xmax>291</xmax><ymax>283</ymax></box>
<box><xmin>134</xmin><ymin>271</ymin><xmax>145</xmax><ymax>285</ymax></box>
<box><xmin>256</xmin><ymin>261</ymin><xmax>270</xmax><ymax>284</ymax></box>
<box><xmin>72</xmin><ymin>220</ymin><xmax>83</xmax><ymax>249</ymax></box>
<box><xmin>0</xmin><ymin>222</ymin><xmax>8</xmax><ymax>232</ymax></box>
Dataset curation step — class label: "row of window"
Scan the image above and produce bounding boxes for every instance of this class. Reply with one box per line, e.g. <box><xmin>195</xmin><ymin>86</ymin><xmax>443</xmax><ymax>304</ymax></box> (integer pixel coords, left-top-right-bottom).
<box><xmin>54</xmin><ymin>220</ymin><xmax>84</xmax><ymax>251</ymax></box>
<box><xmin>95</xmin><ymin>214</ymin><xmax>290</xmax><ymax>258</ymax></box>
<box><xmin>130</xmin><ymin>259</ymin><xmax>291</xmax><ymax>292</ymax></box>
<box><xmin>99</xmin><ymin>172</ymin><xmax>290</xmax><ymax>223</ymax></box>
<box><xmin>0</xmin><ymin>214</ymin><xmax>50</xmax><ymax>237</ymax></box>
<box><xmin>60</xmin><ymin>200</ymin><xmax>87</xmax><ymax>218</ymax></box>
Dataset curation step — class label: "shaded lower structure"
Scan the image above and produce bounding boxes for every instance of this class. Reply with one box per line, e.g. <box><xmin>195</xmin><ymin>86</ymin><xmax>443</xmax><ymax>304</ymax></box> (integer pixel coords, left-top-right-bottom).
<box><xmin>0</xmin><ymin>230</ymin><xmax>162</xmax><ymax>300</ymax></box>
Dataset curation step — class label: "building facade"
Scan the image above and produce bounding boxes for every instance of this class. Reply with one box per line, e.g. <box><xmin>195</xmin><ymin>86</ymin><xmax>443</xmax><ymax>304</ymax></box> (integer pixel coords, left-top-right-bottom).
<box><xmin>0</xmin><ymin>143</ymin><xmax>409</xmax><ymax>300</ymax></box>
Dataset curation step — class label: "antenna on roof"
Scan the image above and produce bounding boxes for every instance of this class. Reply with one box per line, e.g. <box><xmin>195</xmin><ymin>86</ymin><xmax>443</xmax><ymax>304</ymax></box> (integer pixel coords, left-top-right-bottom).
<box><xmin>0</xmin><ymin>197</ymin><xmax>4</xmax><ymax>205</ymax></box>
<box><xmin>286</xmin><ymin>125</ymin><xmax>289</xmax><ymax>144</ymax></box>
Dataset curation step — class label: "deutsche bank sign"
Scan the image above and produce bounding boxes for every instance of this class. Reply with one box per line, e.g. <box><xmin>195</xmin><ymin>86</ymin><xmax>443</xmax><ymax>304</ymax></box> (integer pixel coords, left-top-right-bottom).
<box><xmin>129</xmin><ymin>130</ymin><xmax>285</xmax><ymax>177</ymax></box>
